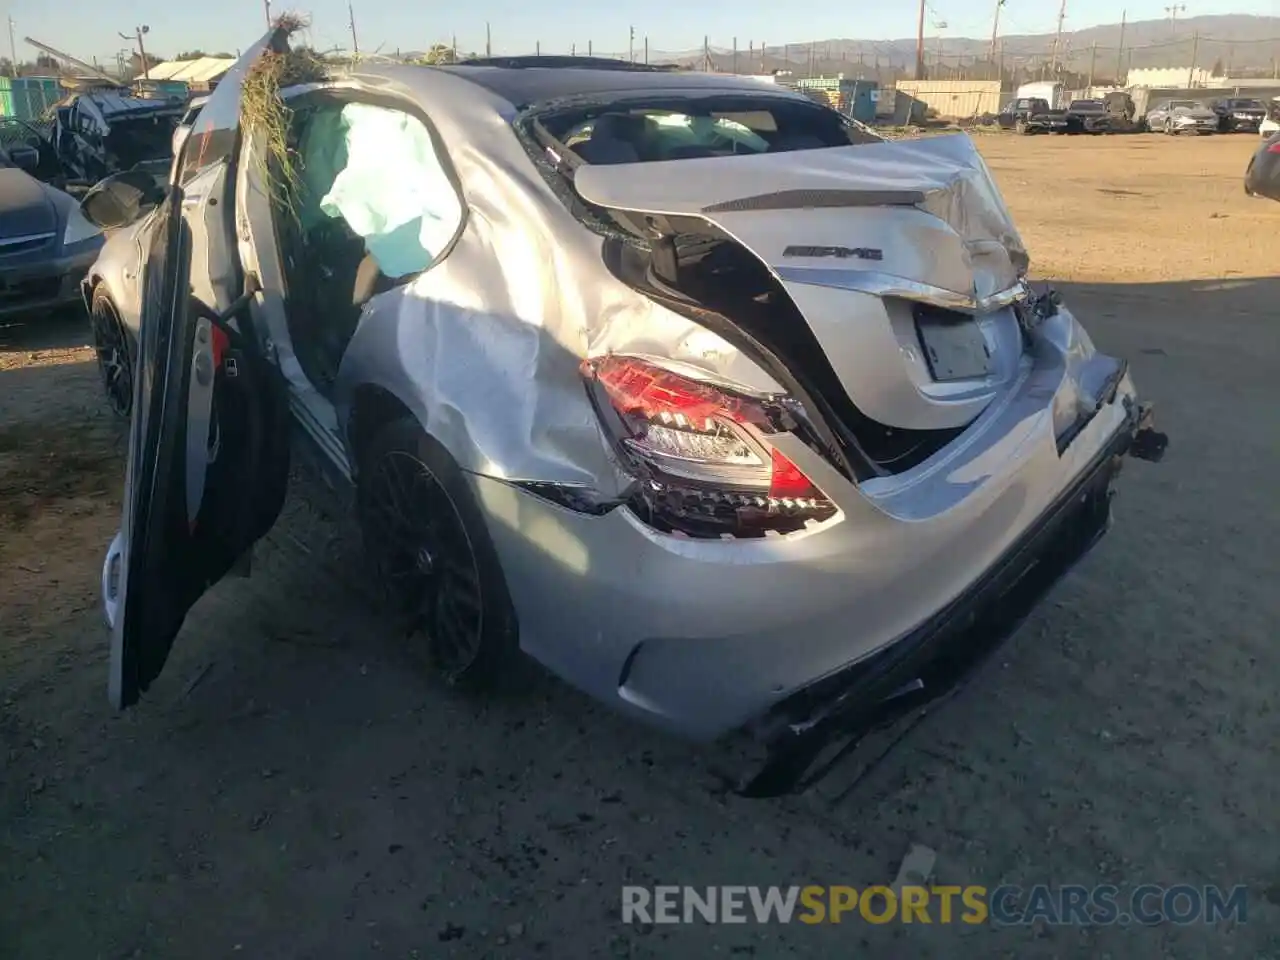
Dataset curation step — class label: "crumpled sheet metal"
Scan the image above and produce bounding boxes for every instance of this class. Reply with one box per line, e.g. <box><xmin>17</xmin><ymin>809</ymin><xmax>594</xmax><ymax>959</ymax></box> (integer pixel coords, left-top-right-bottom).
<box><xmin>333</xmin><ymin>69</ymin><xmax>1024</xmax><ymax>491</ymax></box>
<box><xmin>574</xmin><ymin>132</ymin><xmax>1030</xmax><ymax>303</ymax></box>
<box><xmin>332</xmin><ymin>67</ymin><xmax>779</xmax><ymax>492</ymax></box>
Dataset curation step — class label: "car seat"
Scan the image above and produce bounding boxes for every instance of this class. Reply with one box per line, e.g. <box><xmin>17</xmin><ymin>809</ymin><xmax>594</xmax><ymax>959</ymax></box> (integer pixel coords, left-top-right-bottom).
<box><xmin>573</xmin><ymin>113</ymin><xmax>649</xmax><ymax>164</ymax></box>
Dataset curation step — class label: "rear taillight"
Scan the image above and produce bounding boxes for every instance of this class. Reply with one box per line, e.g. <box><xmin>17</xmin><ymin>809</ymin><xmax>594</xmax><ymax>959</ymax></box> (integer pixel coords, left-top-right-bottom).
<box><xmin>1267</xmin><ymin>141</ymin><xmax>1280</xmax><ymax>154</ymax></box>
<box><xmin>582</xmin><ymin>355</ymin><xmax>836</xmax><ymax>537</ymax></box>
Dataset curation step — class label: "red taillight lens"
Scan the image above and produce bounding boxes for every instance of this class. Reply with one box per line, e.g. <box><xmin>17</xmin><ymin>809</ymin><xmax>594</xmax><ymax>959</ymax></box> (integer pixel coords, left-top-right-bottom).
<box><xmin>1267</xmin><ymin>141</ymin><xmax>1280</xmax><ymax>154</ymax></box>
<box><xmin>583</xmin><ymin>355</ymin><xmax>832</xmax><ymax>536</ymax></box>
<box><xmin>769</xmin><ymin>447</ymin><xmax>820</xmax><ymax>499</ymax></box>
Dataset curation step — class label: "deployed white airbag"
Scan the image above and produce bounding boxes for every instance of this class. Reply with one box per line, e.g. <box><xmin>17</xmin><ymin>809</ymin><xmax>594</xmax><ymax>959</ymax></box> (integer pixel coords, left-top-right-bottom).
<box><xmin>319</xmin><ymin>102</ymin><xmax>463</xmax><ymax>278</ymax></box>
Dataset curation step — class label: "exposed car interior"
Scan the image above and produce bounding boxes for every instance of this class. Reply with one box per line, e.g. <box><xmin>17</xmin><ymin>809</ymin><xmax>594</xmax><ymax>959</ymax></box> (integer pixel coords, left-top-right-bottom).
<box><xmin>552</xmin><ymin>95</ymin><xmax>877</xmax><ymax>165</ymax></box>
<box><xmin>272</xmin><ymin>95</ymin><xmax>462</xmax><ymax>394</ymax></box>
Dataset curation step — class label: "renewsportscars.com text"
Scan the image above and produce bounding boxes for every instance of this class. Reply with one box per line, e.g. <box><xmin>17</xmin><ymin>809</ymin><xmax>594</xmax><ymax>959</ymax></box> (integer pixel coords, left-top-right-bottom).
<box><xmin>621</xmin><ymin>884</ymin><xmax>1249</xmax><ymax>926</ymax></box>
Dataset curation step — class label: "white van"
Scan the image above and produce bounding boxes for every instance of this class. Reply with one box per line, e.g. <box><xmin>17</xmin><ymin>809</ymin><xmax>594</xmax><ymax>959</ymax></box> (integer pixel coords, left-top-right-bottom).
<box><xmin>1014</xmin><ymin>81</ymin><xmax>1067</xmax><ymax>110</ymax></box>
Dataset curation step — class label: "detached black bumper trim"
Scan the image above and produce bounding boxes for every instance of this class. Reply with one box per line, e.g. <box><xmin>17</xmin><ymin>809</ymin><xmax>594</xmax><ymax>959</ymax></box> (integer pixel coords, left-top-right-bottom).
<box><xmin>737</xmin><ymin>400</ymin><xmax>1161</xmax><ymax>798</ymax></box>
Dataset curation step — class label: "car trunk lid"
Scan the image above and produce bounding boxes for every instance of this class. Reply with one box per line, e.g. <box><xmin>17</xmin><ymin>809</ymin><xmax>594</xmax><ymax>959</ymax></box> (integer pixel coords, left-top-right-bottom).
<box><xmin>573</xmin><ymin>134</ymin><xmax>1030</xmax><ymax>433</ymax></box>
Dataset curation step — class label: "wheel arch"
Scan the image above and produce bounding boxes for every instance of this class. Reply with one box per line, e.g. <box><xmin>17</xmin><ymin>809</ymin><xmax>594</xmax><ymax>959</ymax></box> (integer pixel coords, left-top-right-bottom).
<box><xmin>345</xmin><ymin>382</ymin><xmax>419</xmax><ymax>478</ymax></box>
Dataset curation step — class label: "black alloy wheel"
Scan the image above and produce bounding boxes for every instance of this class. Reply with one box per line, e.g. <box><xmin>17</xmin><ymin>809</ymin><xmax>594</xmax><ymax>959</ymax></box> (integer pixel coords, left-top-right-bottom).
<box><xmin>90</xmin><ymin>288</ymin><xmax>133</xmax><ymax>418</ymax></box>
<box><xmin>356</xmin><ymin>420</ymin><xmax>518</xmax><ymax>687</ymax></box>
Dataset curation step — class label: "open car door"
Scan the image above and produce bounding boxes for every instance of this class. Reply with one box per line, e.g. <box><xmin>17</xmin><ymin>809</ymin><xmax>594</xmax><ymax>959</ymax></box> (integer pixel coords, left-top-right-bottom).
<box><xmin>102</xmin><ymin>28</ymin><xmax>294</xmax><ymax>708</ymax></box>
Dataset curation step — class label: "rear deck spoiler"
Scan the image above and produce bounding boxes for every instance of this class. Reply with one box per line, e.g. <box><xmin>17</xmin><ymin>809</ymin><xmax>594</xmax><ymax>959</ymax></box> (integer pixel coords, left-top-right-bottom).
<box><xmin>572</xmin><ymin>134</ymin><xmax>1031</xmax><ymax>300</ymax></box>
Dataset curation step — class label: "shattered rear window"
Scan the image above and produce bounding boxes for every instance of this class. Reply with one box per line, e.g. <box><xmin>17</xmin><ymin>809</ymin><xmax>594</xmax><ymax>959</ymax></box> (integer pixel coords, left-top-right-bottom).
<box><xmin>539</xmin><ymin>94</ymin><xmax>878</xmax><ymax>165</ymax></box>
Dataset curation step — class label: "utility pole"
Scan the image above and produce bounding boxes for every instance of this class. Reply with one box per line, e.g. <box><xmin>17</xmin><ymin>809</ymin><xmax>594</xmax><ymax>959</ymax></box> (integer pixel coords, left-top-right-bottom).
<box><xmin>348</xmin><ymin>2</ymin><xmax>359</xmax><ymax>55</ymax></box>
<box><xmin>1165</xmin><ymin>4</ymin><xmax>1185</xmax><ymax>37</ymax></box>
<box><xmin>588</xmin><ymin>40</ymin><xmax>592</xmax><ymax>57</ymax></box>
<box><xmin>703</xmin><ymin>35</ymin><xmax>710</xmax><ymax>72</ymax></box>
<box><xmin>1116</xmin><ymin>9</ymin><xmax>1126</xmax><ymax>83</ymax></box>
<box><xmin>485</xmin><ymin>22</ymin><xmax>491</xmax><ymax>57</ymax></box>
<box><xmin>644</xmin><ymin>36</ymin><xmax>648</xmax><ymax>64</ymax></box>
<box><xmin>732</xmin><ymin>37</ymin><xmax>737</xmax><ymax>74</ymax></box>
<box><xmin>1049</xmin><ymin>0</ymin><xmax>1066</xmax><ymax>75</ymax></box>
<box><xmin>1187</xmin><ymin>30</ymin><xmax>1198</xmax><ymax>87</ymax></box>
<box><xmin>452</xmin><ymin>35</ymin><xmax>457</xmax><ymax>60</ymax></box>
<box><xmin>1088</xmin><ymin>41</ymin><xmax>1097</xmax><ymax>88</ymax></box>
<box><xmin>808</xmin><ymin>41</ymin><xmax>815</xmax><ymax>78</ymax></box>
<box><xmin>629</xmin><ymin>26</ymin><xmax>635</xmax><ymax>63</ymax></box>
<box><xmin>263</xmin><ymin>0</ymin><xmax>272</xmax><ymax>29</ymax></box>
<box><xmin>119</xmin><ymin>25</ymin><xmax>150</xmax><ymax>79</ymax></box>
<box><xmin>7</xmin><ymin>17</ymin><xmax>15</xmax><ymax>77</ymax></box>
<box><xmin>783</xmin><ymin>43</ymin><xmax>789</xmax><ymax>70</ymax></box>
<box><xmin>989</xmin><ymin>0</ymin><xmax>1004</xmax><ymax>70</ymax></box>
<box><xmin>915</xmin><ymin>0</ymin><xmax>927</xmax><ymax>79</ymax></box>
<box><xmin>571</xmin><ymin>43</ymin><xmax>576</xmax><ymax>56</ymax></box>
<box><xmin>536</xmin><ymin>41</ymin><xmax>540</xmax><ymax>56</ymax></box>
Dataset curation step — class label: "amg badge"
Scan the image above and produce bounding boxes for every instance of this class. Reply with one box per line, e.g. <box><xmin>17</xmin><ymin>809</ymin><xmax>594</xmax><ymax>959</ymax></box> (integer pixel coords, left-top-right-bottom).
<box><xmin>781</xmin><ymin>245</ymin><xmax>884</xmax><ymax>261</ymax></box>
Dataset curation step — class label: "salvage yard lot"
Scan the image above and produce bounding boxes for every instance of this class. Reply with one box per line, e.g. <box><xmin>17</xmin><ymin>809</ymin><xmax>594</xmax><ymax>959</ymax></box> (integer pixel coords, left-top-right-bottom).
<box><xmin>2</xmin><ymin>133</ymin><xmax>1278</xmax><ymax>959</ymax></box>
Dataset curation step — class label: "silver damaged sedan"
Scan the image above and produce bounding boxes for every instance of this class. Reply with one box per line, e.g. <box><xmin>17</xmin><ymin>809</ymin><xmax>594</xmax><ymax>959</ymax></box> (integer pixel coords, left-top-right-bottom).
<box><xmin>83</xmin><ymin>27</ymin><xmax>1167</xmax><ymax>795</ymax></box>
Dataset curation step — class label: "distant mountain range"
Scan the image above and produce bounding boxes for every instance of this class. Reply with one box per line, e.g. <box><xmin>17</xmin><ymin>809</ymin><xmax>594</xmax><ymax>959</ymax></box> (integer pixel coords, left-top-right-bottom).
<box><xmin>578</xmin><ymin>15</ymin><xmax>1280</xmax><ymax>82</ymax></box>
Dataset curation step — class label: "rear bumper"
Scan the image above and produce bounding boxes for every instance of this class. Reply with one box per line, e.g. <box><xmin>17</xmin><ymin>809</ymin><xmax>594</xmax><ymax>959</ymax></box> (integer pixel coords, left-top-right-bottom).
<box><xmin>474</xmin><ymin>308</ymin><xmax>1162</xmax><ymax>760</ymax></box>
<box><xmin>0</xmin><ymin>245</ymin><xmax>100</xmax><ymax>318</ymax></box>
<box><xmin>738</xmin><ymin>397</ymin><xmax>1162</xmax><ymax>795</ymax></box>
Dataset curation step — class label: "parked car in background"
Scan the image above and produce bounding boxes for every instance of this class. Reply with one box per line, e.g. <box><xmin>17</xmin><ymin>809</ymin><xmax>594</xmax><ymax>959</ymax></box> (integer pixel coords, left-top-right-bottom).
<box><xmin>1259</xmin><ymin>98</ymin><xmax>1280</xmax><ymax>137</ymax></box>
<box><xmin>1065</xmin><ymin>99</ymin><xmax>1111</xmax><ymax>134</ymax></box>
<box><xmin>997</xmin><ymin>97</ymin><xmax>1069</xmax><ymax>134</ymax></box>
<box><xmin>88</xmin><ymin>27</ymin><xmax>1167</xmax><ymax>797</ymax></box>
<box><xmin>1211</xmin><ymin>97</ymin><xmax>1266</xmax><ymax>133</ymax></box>
<box><xmin>1145</xmin><ymin>99</ymin><xmax>1218</xmax><ymax>135</ymax></box>
<box><xmin>0</xmin><ymin>140</ymin><xmax>104</xmax><ymax>319</ymax></box>
<box><xmin>1104</xmin><ymin>91</ymin><xmax>1137</xmax><ymax>123</ymax></box>
<box><xmin>1243</xmin><ymin>131</ymin><xmax>1280</xmax><ymax>201</ymax></box>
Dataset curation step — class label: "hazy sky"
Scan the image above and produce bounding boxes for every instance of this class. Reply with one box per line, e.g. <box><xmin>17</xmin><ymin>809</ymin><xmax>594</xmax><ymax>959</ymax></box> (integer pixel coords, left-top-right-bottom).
<box><xmin>9</xmin><ymin>0</ymin><xmax>1280</xmax><ymax>67</ymax></box>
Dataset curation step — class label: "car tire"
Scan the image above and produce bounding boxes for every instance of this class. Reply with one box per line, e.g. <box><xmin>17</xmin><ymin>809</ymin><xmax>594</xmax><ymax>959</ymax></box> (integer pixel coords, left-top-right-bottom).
<box><xmin>1014</xmin><ymin>119</ymin><xmax>1028</xmax><ymax>135</ymax></box>
<box><xmin>355</xmin><ymin>417</ymin><xmax>521</xmax><ymax>690</ymax></box>
<box><xmin>89</xmin><ymin>286</ymin><xmax>134</xmax><ymax>419</ymax></box>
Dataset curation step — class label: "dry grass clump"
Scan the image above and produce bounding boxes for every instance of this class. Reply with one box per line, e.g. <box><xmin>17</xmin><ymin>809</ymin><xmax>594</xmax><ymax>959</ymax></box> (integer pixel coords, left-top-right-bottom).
<box><xmin>240</xmin><ymin>12</ymin><xmax>327</xmax><ymax>211</ymax></box>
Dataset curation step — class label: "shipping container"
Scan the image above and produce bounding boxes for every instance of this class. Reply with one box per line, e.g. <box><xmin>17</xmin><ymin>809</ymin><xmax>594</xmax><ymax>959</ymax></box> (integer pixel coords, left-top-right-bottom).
<box><xmin>893</xmin><ymin>79</ymin><xmax>1002</xmax><ymax>119</ymax></box>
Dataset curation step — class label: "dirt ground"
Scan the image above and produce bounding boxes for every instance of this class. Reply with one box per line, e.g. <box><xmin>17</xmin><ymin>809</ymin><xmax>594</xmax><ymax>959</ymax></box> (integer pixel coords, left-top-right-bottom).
<box><xmin>2</xmin><ymin>133</ymin><xmax>1278</xmax><ymax>960</ymax></box>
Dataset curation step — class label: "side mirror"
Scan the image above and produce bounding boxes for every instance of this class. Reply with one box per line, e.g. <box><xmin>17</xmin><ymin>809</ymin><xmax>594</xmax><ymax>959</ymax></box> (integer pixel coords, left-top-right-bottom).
<box><xmin>9</xmin><ymin>144</ymin><xmax>39</xmax><ymax>173</ymax></box>
<box><xmin>80</xmin><ymin>169</ymin><xmax>166</xmax><ymax>230</ymax></box>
